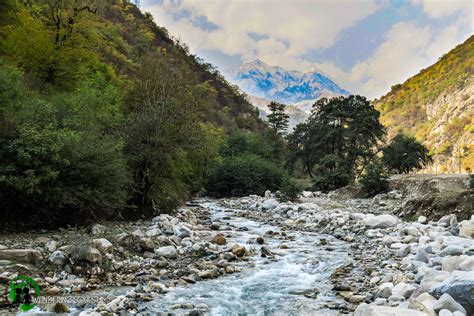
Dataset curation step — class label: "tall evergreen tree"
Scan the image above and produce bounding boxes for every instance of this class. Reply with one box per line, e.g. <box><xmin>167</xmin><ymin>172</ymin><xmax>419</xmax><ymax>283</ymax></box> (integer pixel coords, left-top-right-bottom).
<box><xmin>267</xmin><ymin>101</ymin><xmax>289</xmax><ymax>137</ymax></box>
<box><xmin>288</xmin><ymin>95</ymin><xmax>386</xmax><ymax>191</ymax></box>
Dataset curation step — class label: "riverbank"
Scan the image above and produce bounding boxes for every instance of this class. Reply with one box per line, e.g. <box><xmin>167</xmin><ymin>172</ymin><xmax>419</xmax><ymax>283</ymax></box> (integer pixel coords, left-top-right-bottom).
<box><xmin>0</xmin><ymin>186</ymin><xmax>473</xmax><ymax>315</ymax></box>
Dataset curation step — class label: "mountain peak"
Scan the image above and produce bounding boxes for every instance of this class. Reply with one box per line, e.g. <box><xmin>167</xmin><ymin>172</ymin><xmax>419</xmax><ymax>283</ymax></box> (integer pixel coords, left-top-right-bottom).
<box><xmin>230</xmin><ymin>60</ymin><xmax>350</xmax><ymax>106</ymax></box>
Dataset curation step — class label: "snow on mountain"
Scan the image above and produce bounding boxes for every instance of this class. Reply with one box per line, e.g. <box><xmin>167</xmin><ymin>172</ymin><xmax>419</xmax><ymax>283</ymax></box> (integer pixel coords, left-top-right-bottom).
<box><xmin>228</xmin><ymin>59</ymin><xmax>350</xmax><ymax>111</ymax></box>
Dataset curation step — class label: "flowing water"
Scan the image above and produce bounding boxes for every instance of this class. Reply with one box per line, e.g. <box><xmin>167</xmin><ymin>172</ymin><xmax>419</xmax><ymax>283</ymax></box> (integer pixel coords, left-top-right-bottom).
<box><xmin>144</xmin><ymin>201</ymin><xmax>350</xmax><ymax>315</ymax></box>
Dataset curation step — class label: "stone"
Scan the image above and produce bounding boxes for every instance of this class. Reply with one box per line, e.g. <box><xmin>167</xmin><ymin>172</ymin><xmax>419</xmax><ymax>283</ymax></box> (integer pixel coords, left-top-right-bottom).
<box><xmin>70</xmin><ymin>245</ymin><xmax>102</xmax><ymax>264</ymax></box>
<box><xmin>418</xmin><ymin>216</ymin><xmax>428</xmax><ymax>224</ymax></box>
<box><xmin>48</xmin><ymin>250</ymin><xmax>67</xmax><ymax>266</ymax></box>
<box><xmin>173</xmin><ymin>225</ymin><xmax>191</xmax><ymax>238</ymax></box>
<box><xmin>459</xmin><ymin>220</ymin><xmax>474</xmax><ymax>239</ymax></box>
<box><xmin>301</xmin><ymin>191</ymin><xmax>313</xmax><ymax>198</ymax></box>
<box><xmin>211</xmin><ymin>234</ymin><xmax>227</xmax><ymax>245</ymax></box>
<box><xmin>262</xmin><ymin>199</ymin><xmax>279</xmax><ymax>210</ymax></box>
<box><xmin>117</xmin><ymin>233</ymin><xmax>154</xmax><ymax>253</ymax></box>
<box><xmin>0</xmin><ymin>249</ymin><xmax>43</xmax><ymax>264</ymax></box>
<box><xmin>256</xmin><ymin>236</ymin><xmax>265</xmax><ymax>244</ymax></box>
<box><xmin>392</xmin><ymin>282</ymin><xmax>417</xmax><ymax>298</ymax></box>
<box><xmin>46</xmin><ymin>287</ymin><xmax>61</xmax><ymax>295</ymax></box>
<box><xmin>46</xmin><ymin>240</ymin><xmax>57</xmax><ymax>252</ymax></box>
<box><xmin>92</xmin><ymin>238</ymin><xmax>113</xmax><ymax>254</ymax></box>
<box><xmin>362</xmin><ymin>214</ymin><xmax>398</xmax><ymax>229</ymax></box>
<box><xmin>439</xmin><ymin>310</ymin><xmax>453</xmax><ymax>316</ymax></box>
<box><xmin>397</xmin><ymin>244</ymin><xmax>411</xmax><ymax>257</ymax></box>
<box><xmin>349</xmin><ymin>294</ymin><xmax>366</xmax><ymax>303</ymax></box>
<box><xmin>155</xmin><ymin>246</ymin><xmax>178</xmax><ymax>259</ymax></box>
<box><xmin>354</xmin><ymin>305</ymin><xmax>428</xmax><ymax>316</ymax></box>
<box><xmin>377</xmin><ymin>282</ymin><xmax>394</xmax><ymax>298</ymax></box>
<box><xmin>428</xmin><ymin>272</ymin><xmax>474</xmax><ymax>314</ymax></box>
<box><xmin>433</xmin><ymin>294</ymin><xmax>467</xmax><ymax>314</ymax></box>
<box><xmin>232</xmin><ymin>245</ymin><xmax>246</xmax><ymax>257</ymax></box>
<box><xmin>260</xmin><ymin>246</ymin><xmax>272</xmax><ymax>257</ymax></box>
<box><xmin>439</xmin><ymin>246</ymin><xmax>464</xmax><ymax>257</ymax></box>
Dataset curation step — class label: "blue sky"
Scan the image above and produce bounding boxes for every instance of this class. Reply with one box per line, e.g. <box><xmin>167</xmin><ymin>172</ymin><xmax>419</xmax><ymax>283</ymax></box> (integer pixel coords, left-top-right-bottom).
<box><xmin>142</xmin><ymin>0</ymin><xmax>473</xmax><ymax>98</ymax></box>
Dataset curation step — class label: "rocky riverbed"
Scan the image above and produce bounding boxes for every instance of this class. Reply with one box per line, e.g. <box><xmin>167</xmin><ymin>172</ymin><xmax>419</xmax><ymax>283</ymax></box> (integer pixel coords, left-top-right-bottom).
<box><xmin>0</xmin><ymin>188</ymin><xmax>473</xmax><ymax>315</ymax></box>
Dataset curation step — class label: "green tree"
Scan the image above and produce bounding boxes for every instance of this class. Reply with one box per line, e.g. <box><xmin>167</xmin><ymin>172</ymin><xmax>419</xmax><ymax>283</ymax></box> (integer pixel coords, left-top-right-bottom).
<box><xmin>124</xmin><ymin>53</ymin><xmax>221</xmax><ymax>213</ymax></box>
<box><xmin>0</xmin><ymin>64</ymin><xmax>128</xmax><ymax>226</ymax></box>
<box><xmin>267</xmin><ymin>101</ymin><xmax>289</xmax><ymax>137</ymax></box>
<box><xmin>205</xmin><ymin>154</ymin><xmax>285</xmax><ymax>198</ymax></box>
<box><xmin>288</xmin><ymin>95</ymin><xmax>386</xmax><ymax>191</ymax></box>
<box><xmin>359</xmin><ymin>158</ymin><xmax>390</xmax><ymax>197</ymax></box>
<box><xmin>382</xmin><ymin>134</ymin><xmax>433</xmax><ymax>174</ymax></box>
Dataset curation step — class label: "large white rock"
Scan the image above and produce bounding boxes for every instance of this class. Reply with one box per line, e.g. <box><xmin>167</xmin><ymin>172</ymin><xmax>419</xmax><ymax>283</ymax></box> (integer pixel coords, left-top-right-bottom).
<box><xmin>354</xmin><ymin>305</ymin><xmax>427</xmax><ymax>316</ymax></box>
<box><xmin>459</xmin><ymin>220</ymin><xmax>474</xmax><ymax>239</ymax></box>
<box><xmin>362</xmin><ymin>214</ymin><xmax>399</xmax><ymax>229</ymax></box>
<box><xmin>262</xmin><ymin>198</ymin><xmax>279</xmax><ymax>210</ymax></box>
<box><xmin>155</xmin><ymin>246</ymin><xmax>178</xmax><ymax>259</ymax></box>
<box><xmin>392</xmin><ymin>282</ymin><xmax>417</xmax><ymax>298</ymax></box>
<box><xmin>92</xmin><ymin>238</ymin><xmax>113</xmax><ymax>254</ymax></box>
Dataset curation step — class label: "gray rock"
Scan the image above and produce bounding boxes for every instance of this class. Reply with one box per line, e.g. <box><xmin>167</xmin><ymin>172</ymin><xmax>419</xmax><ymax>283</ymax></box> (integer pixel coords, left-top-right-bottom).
<box><xmin>392</xmin><ymin>282</ymin><xmax>417</xmax><ymax>298</ymax></box>
<box><xmin>0</xmin><ymin>249</ymin><xmax>43</xmax><ymax>264</ymax></box>
<box><xmin>362</xmin><ymin>214</ymin><xmax>398</xmax><ymax>228</ymax></box>
<box><xmin>439</xmin><ymin>246</ymin><xmax>464</xmax><ymax>257</ymax></box>
<box><xmin>262</xmin><ymin>198</ymin><xmax>279</xmax><ymax>210</ymax></box>
<box><xmin>92</xmin><ymin>238</ymin><xmax>113</xmax><ymax>254</ymax></box>
<box><xmin>155</xmin><ymin>246</ymin><xmax>178</xmax><ymax>259</ymax></box>
<box><xmin>397</xmin><ymin>244</ymin><xmax>411</xmax><ymax>257</ymax></box>
<box><xmin>459</xmin><ymin>220</ymin><xmax>474</xmax><ymax>239</ymax></box>
<box><xmin>48</xmin><ymin>250</ymin><xmax>67</xmax><ymax>266</ymax></box>
<box><xmin>377</xmin><ymin>282</ymin><xmax>394</xmax><ymax>298</ymax></box>
<box><xmin>433</xmin><ymin>294</ymin><xmax>467</xmax><ymax>314</ymax></box>
<box><xmin>173</xmin><ymin>225</ymin><xmax>191</xmax><ymax>238</ymax></box>
<box><xmin>354</xmin><ymin>305</ymin><xmax>427</xmax><ymax>316</ymax></box>
<box><xmin>428</xmin><ymin>272</ymin><xmax>474</xmax><ymax>315</ymax></box>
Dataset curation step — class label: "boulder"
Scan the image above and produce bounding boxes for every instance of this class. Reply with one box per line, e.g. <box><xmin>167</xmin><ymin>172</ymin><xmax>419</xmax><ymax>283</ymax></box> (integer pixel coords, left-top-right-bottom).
<box><xmin>173</xmin><ymin>225</ymin><xmax>191</xmax><ymax>238</ymax></box>
<box><xmin>211</xmin><ymin>234</ymin><xmax>227</xmax><ymax>245</ymax></box>
<box><xmin>117</xmin><ymin>233</ymin><xmax>154</xmax><ymax>253</ymax></box>
<box><xmin>232</xmin><ymin>245</ymin><xmax>246</xmax><ymax>257</ymax></box>
<box><xmin>92</xmin><ymin>238</ymin><xmax>113</xmax><ymax>254</ymax></box>
<box><xmin>48</xmin><ymin>251</ymin><xmax>67</xmax><ymax>266</ymax></box>
<box><xmin>377</xmin><ymin>282</ymin><xmax>394</xmax><ymax>298</ymax></box>
<box><xmin>439</xmin><ymin>246</ymin><xmax>464</xmax><ymax>257</ymax></box>
<box><xmin>354</xmin><ymin>305</ymin><xmax>428</xmax><ymax>316</ymax></box>
<box><xmin>459</xmin><ymin>220</ymin><xmax>474</xmax><ymax>239</ymax></box>
<box><xmin>433</xmin><ymin>294</ymin><xmax>467</xmax><ymax>314</ymax></box>
<box><xmin>362</xmin><ymin>214</ymin><xmax>398</xmax><ymax>229</ymax></box>
<box><xmin>418</xmin><ymin>216</ymin><xmax>428</xmax><ymax>224</ymax></box>
<box><xmin>155</xmin><ymin>246</ymin><xmax>178</xmax><ymax>259</ymax></box>
<box><xmin>0</xmin><ymin>249</ymin><xmax>43</xmax><ymax>264</ymax></box>
<box><xmin>262</xmin><ymin>199</ymin><xmax>279</xmax><ymax>210</ymax></box>
<box><xmin>392</xmin><ymin>282</ymin><xmax>417</xmax><ymax>298</ymax></box>
<box><xmin>428</xmin><ymin>272</ymin><xmax>474</xmax><ymax>315</ymax></box>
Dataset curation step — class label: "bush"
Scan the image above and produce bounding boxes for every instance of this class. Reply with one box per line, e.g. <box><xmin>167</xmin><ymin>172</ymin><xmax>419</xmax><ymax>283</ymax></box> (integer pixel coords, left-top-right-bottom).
<box><xmin>383</xmin><ymin>134</ymin><xmax>432</xmax><ymax>174</ymax></box>
<box><xmin>359</xmin><ymin>159</ymin><xmax>390</xmax><ymax>197</ymax></box>
<box><xmin>277</xmin><ymin>177</ymin><xmax>302</xmax><ymax>202</ymax></box>
<box><xmin>0</xmin><ymin>64</ymin><xmax>128</xmax><ymax>228</ymax></box>
<box><xmin>205</xmin><ymin>154</ymin><xmax>285</xmax><ymax>197</ymax></box>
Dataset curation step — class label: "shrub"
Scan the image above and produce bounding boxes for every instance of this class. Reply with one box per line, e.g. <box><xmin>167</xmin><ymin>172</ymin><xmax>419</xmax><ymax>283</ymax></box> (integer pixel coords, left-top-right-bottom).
<box><xmin>383</xmin><ymin>134</ymin><xmax>432</xmax><ymax>174</ymax></box>
<box><xmin>205</xmin><ymin>154</ymin><xmax>285</xmax><ymax>197</ymax></box>
<box><xmin>277</xmin><ymin>177</ymin><xmax>302</xmax><ymax>202</ymax></box>
<box><xmin>359</xmin><ymin>159</ymin><xmax>390</xmax><ymax>197</ymax></box>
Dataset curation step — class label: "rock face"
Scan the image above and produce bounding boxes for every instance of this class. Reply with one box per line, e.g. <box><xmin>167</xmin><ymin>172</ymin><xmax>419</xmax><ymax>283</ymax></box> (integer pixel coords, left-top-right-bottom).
<box><xmin>0</xmin><ymin>249</ymin><xmax>43</xmax><ymax>264</ymax></box>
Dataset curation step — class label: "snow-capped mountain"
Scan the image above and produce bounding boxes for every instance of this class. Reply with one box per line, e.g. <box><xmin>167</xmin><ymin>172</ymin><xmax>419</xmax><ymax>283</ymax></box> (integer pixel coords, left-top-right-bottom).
<box><xmin>228</xmin><ymin>59</ymin><xmax>350</xmax><ymax>109</ymax></box>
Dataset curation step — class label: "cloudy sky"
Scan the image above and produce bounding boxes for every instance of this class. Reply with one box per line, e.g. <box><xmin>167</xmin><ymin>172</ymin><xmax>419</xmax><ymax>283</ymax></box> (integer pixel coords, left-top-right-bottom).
<box><xmin>141</xmin><ymin>0</ymin><xmax>473</xmax><ymax>99</ymax></box>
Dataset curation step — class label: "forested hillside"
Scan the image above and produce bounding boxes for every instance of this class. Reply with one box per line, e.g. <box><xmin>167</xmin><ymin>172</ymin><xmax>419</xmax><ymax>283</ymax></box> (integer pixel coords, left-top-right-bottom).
<box><xmin>374</xmin><ymin>36</ymin><xmax>474</xmax><ymax>173</ymax></box>
<box><xmin>0</xmin><ymin>0</ymin><xmax>266</xmax><ymax>228</ymax></box>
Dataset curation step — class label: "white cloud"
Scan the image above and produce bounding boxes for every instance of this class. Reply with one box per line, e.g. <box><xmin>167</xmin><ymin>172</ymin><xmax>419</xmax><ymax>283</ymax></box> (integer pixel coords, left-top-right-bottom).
<box><xmin>143</xmin><ymin>0</ymin><xmax>473</xmax><ymax>99</ymax></box>
<box><xmin>412</xmin><ymin>0</ymin><xmax>472</xmax><ymax>18</ymax></box>
<box><xmin>315</xmin><ymin>20</ymin><xmax>472</xmax><ymax>99</ymax></box>
<box><xmin>144</xmin><ymin>0</ymin><xmax>379</xmax><ymax>70</ymax></box>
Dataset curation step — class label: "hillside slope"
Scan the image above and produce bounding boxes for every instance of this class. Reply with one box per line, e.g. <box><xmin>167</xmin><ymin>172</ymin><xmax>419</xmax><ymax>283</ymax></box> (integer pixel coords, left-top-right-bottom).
<box><xmin>0</xmin><ymin>0</ymin><xmax>264</xmax><ymax>132</ymax></box>
<box><xmin>374</xmin><ymin>36</ymin><xmax>474</xmax><ymax>172</ymax></box>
